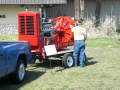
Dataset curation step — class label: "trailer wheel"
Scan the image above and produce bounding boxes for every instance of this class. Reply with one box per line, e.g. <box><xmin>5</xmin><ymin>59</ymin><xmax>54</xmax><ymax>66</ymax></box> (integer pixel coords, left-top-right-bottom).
<box><xmin>10</xmin><ymin>59</ymin><xmax>26</xmax><ymax>83</ymax></box>
<box><xmin>62</xmin><ymin>53</ymin><xmax>73</xmax><ymax>68</ymax></box>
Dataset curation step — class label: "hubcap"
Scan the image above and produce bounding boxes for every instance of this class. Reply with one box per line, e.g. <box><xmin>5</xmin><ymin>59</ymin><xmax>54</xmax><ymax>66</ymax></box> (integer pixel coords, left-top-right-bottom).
<box><xmin>67</xmin><ymin>56</ymin><xmax>73</xmax><ymax>67</ymax></box>
<box><xmin>18</xmin><ymin>63</ymin><xmax>25</xmax><ymax>81</ymax></box>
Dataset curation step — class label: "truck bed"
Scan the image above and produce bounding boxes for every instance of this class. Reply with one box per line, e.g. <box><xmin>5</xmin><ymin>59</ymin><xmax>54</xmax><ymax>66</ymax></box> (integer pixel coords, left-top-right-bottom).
<box><xmin>0</xmin><ymin>41</ymin><xmax>28</xmax><ymax>48</ymax></box>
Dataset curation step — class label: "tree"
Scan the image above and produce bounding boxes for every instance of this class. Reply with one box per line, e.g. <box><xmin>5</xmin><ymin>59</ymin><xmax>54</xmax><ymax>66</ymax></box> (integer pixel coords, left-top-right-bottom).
<box><xmin>74</xmin><ymin>0</ymin><xmax>85</xmax><ymax>21</ymax></box>
<box><xmin>95</xmin><ymin>0</ymin><xmax>102</xmax><ymax>26</ymax></box>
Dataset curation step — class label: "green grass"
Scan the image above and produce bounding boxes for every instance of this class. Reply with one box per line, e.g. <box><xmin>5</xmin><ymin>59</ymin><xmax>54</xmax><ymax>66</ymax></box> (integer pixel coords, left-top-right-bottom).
<box><xmin>0</xmin><ymin>34</ymin><xmax>18</xmax><ymax>41</ymax></box>
<box><xmin>87</xmin><ymin>38</ymin><xmax>120</xmax><ymax>47</ymax></box>
<box><xmin>0</xmin><ymin>34</ymin><xmax>120</xmax><ymax>47</ymax></box>
<box><xmin>1</xmin><ymin>46</ymin><xmax>120</xmax><ymax>90</ymax></box>
<box><xmin>0</xmin><ymin>35</ymin><xmax>120</xmax><ymax>90</ymax></box>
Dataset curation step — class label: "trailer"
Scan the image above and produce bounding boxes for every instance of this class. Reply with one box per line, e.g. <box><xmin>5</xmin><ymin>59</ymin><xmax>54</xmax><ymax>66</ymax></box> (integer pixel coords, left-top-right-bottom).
<box><xmin>18</xmin><ymin>11</ymin><xmax>75</xmax><ymax>68</ymax></box>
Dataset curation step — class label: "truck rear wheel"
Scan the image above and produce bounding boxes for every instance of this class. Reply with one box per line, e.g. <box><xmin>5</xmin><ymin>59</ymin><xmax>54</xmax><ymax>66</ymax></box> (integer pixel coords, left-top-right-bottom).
<box><xmin>62</xmin><ymin>53</ymin><xmax>73</xmax><ymax>68</ymax></box>
<box><xmin>10</xmin><ymin>59</ymin><xmax>26</xmax><ymax>83</ymax></box>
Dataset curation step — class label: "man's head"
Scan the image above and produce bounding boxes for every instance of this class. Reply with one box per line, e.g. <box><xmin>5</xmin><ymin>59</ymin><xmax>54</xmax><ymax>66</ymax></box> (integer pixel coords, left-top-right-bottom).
<box><xmin>75</xmin><ymin>20</ymin><xmax>81</xmax><ymax>26</ymax></box>
<box><xmin>75</xmin><ymin>18</ymin><xmax>84</xmax><ymax>26</ymax></box>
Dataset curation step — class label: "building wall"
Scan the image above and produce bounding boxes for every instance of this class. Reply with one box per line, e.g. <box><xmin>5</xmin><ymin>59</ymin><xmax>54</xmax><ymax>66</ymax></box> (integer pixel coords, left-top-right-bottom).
<box><xmin>101</xmin><ymin>0</ymin><xmax>120</xmax><ymax>29</ymax></box>
<box><xmin>0</xmin><ymin>5</ymin><xmax>20</xmax><ymax>24</ymax></box>
<box><xmin>0</xmin><ymin>5</ymin><xmax>38</xmax><ymax>34</ymax></box>
<box><xmin>0</xmin><ymin>5</ymin><xmax>39</xmax><ymax>24</ymax></box>
<box><xmin>46</xmin><ymin>0</ymin><xmax>96</xmax><ymax>20</ymax></box>
<box><xmin>1</xmin><ymin>0</ymin><xmax>120</xmax><ymax>34</ymax></box>
<box><xmin>0</xmin><ymin>1</ymin><xmax>97</xmax><ymax>34</ymax></box>
<box><xmin>46</xmin><ymin>0</ymin><xmax>74</xmax><ymax>18</ymax></box>
<box><xmin>0</xmin><ymin>0</ymin><xmax>96</xmax><ymax>23</ymax></box>
<box><xmin>84</xmin><ymin>0</ymin><xmax>120</xmax><ymax>30</ymax></box>
<box><xmin>84</xmin><ymin>0</ymin><xmax>96</xmax><ymax>20</ymax></box>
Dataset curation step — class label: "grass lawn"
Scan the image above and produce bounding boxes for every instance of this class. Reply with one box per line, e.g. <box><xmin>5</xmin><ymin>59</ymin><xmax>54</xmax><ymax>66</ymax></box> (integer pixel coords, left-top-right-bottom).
<box><xmin>0</xmin><ymin>34</ymin><xmax>18</xmax><ymax>41</ymax></box>
<box><xmin>0</xmin><ymin>35</ymin><xmax>120</xmax><ymax>90</ymax></box>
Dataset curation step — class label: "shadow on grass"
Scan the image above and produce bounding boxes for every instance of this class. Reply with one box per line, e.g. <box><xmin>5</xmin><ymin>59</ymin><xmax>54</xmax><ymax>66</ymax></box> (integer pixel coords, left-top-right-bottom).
<box><xmin>34</xmin><ymin>59</ymin><xmax>63</xmax><ymax>69</ymax></box>
<box><xmin>87</xmin><ymin>57</ymin><xmax>94</xmax><ymax>61</ymax></box>
<box><xmin>76</xmin><ymin>56</ymin><xmax>97</xmax><ymax>67</ymax></box>
<box><xmin>33</xmin><ymin>56</ymin><xmax>97</xmax><ymax>71</ymax></box>
<box><xmin>85</xmin><ymin>57</ymin><xmax>98</xmax><ymax>66</ymax></box>
<box><xmin>86</xmin><ymin>61</ymin><xmax>98</xmax><ymax>66</ymax></box>
<box><xmin>0</xmin><ymin>70</ymin><xmax>45</xmax><ymax>90</ymax></box>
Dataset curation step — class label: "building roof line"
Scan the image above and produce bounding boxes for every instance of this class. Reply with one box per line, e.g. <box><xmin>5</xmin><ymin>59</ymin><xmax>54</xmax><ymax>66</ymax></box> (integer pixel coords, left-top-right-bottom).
<box><xmin>0</xmin><ymin>0</ymin><xmax>67</xmax><ymax>4</ymax></box>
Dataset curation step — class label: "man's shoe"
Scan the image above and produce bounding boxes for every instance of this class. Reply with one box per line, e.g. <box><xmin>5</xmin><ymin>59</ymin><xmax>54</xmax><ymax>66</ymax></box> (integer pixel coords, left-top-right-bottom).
<box><xmin>74</xmin><ymin>65</ymin><xmax>77</xmax><ymax>67</ymax></box>
<box><xmin>74</xmin><ymin>64</ymin><xmax>77</xmax><ymax>67</ymax></box>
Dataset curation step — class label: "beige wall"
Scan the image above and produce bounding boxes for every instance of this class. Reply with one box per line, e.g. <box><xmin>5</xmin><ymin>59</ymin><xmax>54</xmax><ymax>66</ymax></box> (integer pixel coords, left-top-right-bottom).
<box><xmin>0</xmin><ymin>5</ymin><xmax>39</xmax><ymax>34</ymax></box>
<box><xmin>0</xmin><ymin>5</ymin><xmax>23</xmax><ymax>24</ymax></box>
<box><xmin>0</xmin><ymin>5</ymin><xmax>39</xmax><ymax>24</ymax></box>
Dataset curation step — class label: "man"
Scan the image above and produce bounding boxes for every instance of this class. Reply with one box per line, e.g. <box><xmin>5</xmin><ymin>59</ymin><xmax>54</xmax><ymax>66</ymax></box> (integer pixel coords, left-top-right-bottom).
<box><xmin>71</xmin><ymin>21</ymin><xmax>87</xmax><ymax>67</ymax></box>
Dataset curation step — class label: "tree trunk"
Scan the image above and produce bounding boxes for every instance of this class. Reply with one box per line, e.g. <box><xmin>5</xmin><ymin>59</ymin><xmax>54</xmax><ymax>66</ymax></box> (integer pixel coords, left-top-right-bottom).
<box><xmin>79</xmin><ymin>0</ymin><xmax>85</xmax><ymax>19</ymax></box>
<box><xmin>74</xmin><ymin>0</ymin><xmax>85</xmax><ymax>21</ymax></box>
<box><xmin>74</xmin><ymin>0</ymin><xmax>80</xmax><ymax>20</ymax></box>
<box><xmin>95</xmin><ymin>0</ymin><xmax>102</xmax><ymax>26</ymax></box>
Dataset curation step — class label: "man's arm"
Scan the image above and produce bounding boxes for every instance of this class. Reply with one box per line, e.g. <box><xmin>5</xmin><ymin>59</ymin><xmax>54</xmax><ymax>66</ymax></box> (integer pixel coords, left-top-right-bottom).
<box><xmin>84</xmin><ymin>29</ymin><xmax>87</xmax><ymax>41</ymax></box>
<box><xmin>84</xmin><ymin>33</ymin><xmax>87</xmax><ymax>41</ymax></box>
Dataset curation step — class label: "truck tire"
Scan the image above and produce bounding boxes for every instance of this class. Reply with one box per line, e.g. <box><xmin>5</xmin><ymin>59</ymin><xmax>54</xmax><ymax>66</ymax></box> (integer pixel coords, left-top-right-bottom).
<box><xmin>62</xmin><ymin>53</ymin><xmax>73</xmax><ymax>68</ymax></box>
<box><xmin>10</xmin><ymin>59</ymin><xmax>26</xmax><ymax>83</ymax></box>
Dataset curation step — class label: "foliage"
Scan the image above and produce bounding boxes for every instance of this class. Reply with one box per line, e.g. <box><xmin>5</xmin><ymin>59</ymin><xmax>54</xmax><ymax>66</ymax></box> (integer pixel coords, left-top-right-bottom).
<box><xmin>82</xmin><ymin>17</ymin><xmax>120</xmax><ymax>39</ymax></box>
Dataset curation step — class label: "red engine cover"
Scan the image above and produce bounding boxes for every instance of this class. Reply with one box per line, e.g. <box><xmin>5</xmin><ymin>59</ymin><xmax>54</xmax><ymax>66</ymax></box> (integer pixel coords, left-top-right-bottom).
<box><xmin>18</xmin><ymin>11</ymin><xmax>43</xmax><ymax>53</ymax></box>
<box><xmin>51</xmin><ymin>16</ymin><xmax>75</xmax><ymax>49</ymax></box>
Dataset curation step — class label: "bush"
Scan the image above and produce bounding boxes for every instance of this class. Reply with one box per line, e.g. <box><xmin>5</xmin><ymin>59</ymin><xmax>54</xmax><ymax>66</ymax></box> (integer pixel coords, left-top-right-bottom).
<box><xmin>80</xmin><ymin>17</ymin><xmax>119</xmax><ymax>39</ymax></box>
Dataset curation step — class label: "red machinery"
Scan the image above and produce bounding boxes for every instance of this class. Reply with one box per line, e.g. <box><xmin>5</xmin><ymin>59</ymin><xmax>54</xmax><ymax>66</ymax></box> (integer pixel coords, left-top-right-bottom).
<box><xmin>51</xmin><ymin>16</ymin><xmax>75</xmax><ymax>49</ymax></box>
<box><xmin>18</xmin><ymin>11</ymin><xmax>43</xmax><ymax>52</ymax></box>
<box><xmin>18</xmin><ymin>11</ymin><xmax>74</xmax><ymax>67</ymax></box>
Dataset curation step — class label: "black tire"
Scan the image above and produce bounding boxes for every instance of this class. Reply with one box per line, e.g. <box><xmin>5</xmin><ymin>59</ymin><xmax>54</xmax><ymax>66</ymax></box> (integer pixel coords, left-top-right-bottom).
<box><xmin>62</xmin><ymin>53</ymin><xmax>73</xmax><ymax>68</ymax></box>
<box><xmin>10</xmin><ymin>59</ymin><xmax>26</xmax><ymax>83</ymax></box>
